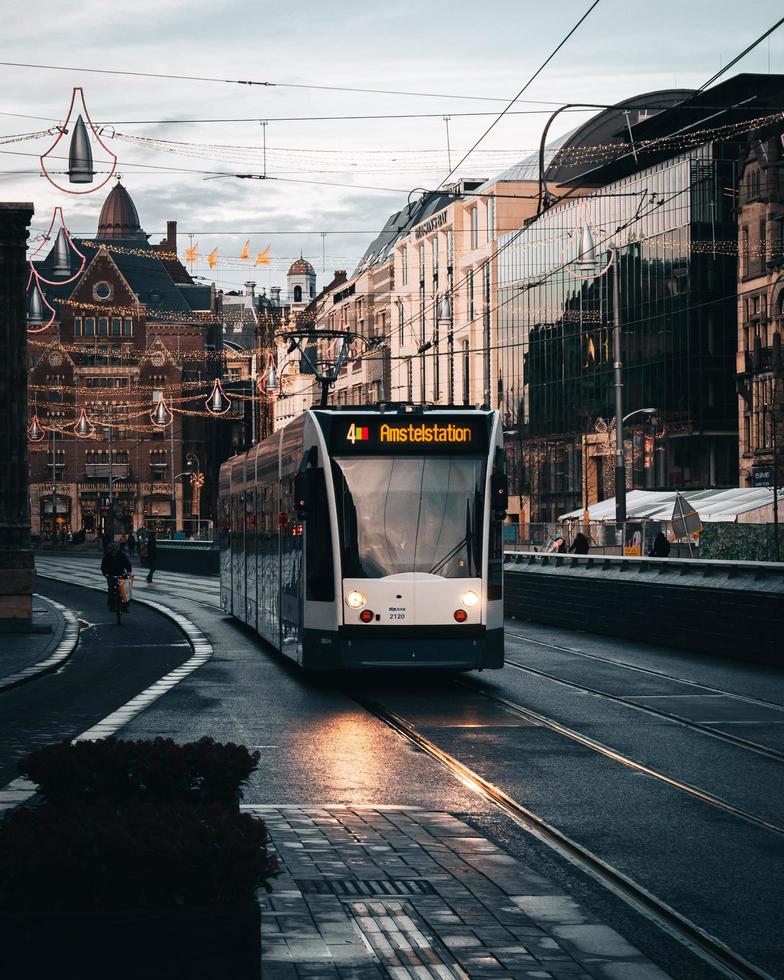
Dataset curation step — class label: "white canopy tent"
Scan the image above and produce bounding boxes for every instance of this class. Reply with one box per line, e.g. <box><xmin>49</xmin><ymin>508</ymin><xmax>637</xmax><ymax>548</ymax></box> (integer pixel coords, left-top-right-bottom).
<box><xmin>559</xmin><ymin>488</ymin><xmax>784</xmax><ymax>524</ymax></box>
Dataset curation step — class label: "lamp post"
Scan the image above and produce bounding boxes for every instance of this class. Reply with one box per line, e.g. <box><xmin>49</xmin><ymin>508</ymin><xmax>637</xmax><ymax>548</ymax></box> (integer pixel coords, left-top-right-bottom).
<box><xmin>186</xmin><ymin>453</ymin><xmax>202</xmax><ymax>534</ymax></box>
<box><xmin>611</xmin><ymin>247</ymin><xmax>626</xmax><ymax>525</ymax></box>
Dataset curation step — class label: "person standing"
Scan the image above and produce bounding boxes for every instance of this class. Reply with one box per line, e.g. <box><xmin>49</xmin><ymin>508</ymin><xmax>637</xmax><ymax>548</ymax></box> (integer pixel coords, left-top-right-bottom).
<box><xmin>145</xmin><ymin>530</ymin><xmax>158</xmax><ymax>583</ymax></box>
<box><xmin>127</xmin><ymin>530</ymin><xmax>136</xmax><ymax>558</ymax></box>
<box><xmin>570</xmin><ymin>531</ymin><xmax>590</xmax><ymax>555</ymax></box>
<box><xmin>651</xmin><ymin>531</ymin><xmax>671</xmax><ymax>558</ymax></box>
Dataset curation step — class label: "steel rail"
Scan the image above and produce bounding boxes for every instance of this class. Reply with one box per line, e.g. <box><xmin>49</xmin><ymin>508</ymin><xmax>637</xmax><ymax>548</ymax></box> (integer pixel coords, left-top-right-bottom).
<box><xmin>505</xmin><ymin>629</ymin><xmax>784</xmax><ymax>713</ymax></box>
<box><xmin>457</xmin><ymin>680</ymin><xmax>784</xmax><ymax>836</ymax></box>
<box><xmin>356</xmin><ymin>695</ymin><xmax>777</xmax><ymax>980</ymax></box>
<box><xmin>501</xmin><ymin>650</ymin><xmax>784</xmax><ymax>763</ymax></box>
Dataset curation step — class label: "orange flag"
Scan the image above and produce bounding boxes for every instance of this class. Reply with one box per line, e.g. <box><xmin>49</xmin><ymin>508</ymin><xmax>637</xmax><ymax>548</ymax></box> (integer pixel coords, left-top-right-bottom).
<box><xmin>184</xmin><ymin>243</ymin><xmax>199</xmax><ymax>264</ymax></box>
<box><xmin>207</xmin><ymin>248</ymin><xmax>218</xmax><ymax>270</ymax></box>
<box><xmin>240</xmin><ymin>240</ymin><xmax>250</xmax><ymax>260</ymax></box>
<box><xmin>253</xmin><ymin>246</ymin><xmax>271</xmax><ymax>267</ymax></box>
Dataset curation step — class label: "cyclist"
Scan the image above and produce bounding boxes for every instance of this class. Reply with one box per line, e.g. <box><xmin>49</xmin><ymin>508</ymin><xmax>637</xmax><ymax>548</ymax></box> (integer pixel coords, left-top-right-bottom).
<box><xmin>101</xmin><ymin>542</ymin><xmax>132</xmax><ymax>613</ymax></box>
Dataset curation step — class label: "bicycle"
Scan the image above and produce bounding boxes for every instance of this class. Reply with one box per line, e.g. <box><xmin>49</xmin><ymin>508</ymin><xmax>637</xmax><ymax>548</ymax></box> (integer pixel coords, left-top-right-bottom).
<box><xmin>107</xmin><ymin>575</ymin><xmax>131</xmax><ymax>625</ymax></box>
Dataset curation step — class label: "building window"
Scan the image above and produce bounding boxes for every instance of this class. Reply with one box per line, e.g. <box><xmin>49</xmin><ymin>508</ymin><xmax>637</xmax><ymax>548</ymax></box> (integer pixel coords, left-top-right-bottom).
<box><xmin>98</xmin><ymin>318</ymin><xmax>108</xmax><ymax>337</ymax></box>
<box><xmin>401</xmin><ymin>245</ymin><xmax>408</xmax><ymax>286</ymax></box>
<box><xmin>487</xmin><ymin>197</ymin><xmax>495</xmax><ymax>240</ymax></box>
<box><xmin>406</xmin><ymin>358</ymin><xmax>413</xmax><ymax>402</ymax></box>
<box><xmin>85</xmin><ymin>317</ymin><xmax>95</xmax><ymax>337</ymax></box>
<box><xmin>467</xmin><ymin>269</ymin><xmax>475</xmax><ymax>321</ymax></box>
<box><xmin>111</xmin><ymin>317</ymin><xmax>122</xmax><ymax>337</ymax></box>
<box><xmin>123</xmin><ymin>318</ymin><xmax>133</xmax><ymax>336</ymax></box>
<box><xmin>74</xmin><ymin>317</ymin><xmax>82</xmax><ymax>336</ymax></box>
<box><xmin>447</xmin><ymin>229</ymin><xmax>454</xmax><ymax>269</ymax></box>
<box><xmin>432</xmin><ymin>237</ymin><xmax>439</xmax><ymax>287</ymax></box>
<box><xmin>293</xmin><ymin>285</ymin><xmax>302</xmax><ymax>303</ymax></box>
<box><xmin>470</xmin><ymin>208</ymin><xmax>478</xmax><ymax>250</ymax></box>
<box><xmin>399</xmin><ymin>303</ymin><xmax>405</xmax><ymax>345</ymax></box>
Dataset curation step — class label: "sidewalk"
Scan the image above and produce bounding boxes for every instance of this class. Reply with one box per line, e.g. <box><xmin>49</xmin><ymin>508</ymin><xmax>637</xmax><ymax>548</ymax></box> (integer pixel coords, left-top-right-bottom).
<box><xmin>252</xmin><ymin>805</ymin><xmax>673</xmax><ymax>980</ymax></box>
<box><xmin>0</xmin><ymin>593</ymin><xmax>80</xmax><ymax>692</ymax></box>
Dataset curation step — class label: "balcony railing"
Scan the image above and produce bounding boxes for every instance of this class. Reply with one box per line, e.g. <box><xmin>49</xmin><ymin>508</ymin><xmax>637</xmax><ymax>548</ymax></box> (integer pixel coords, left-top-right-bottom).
<box><xmin>84</xmin><ymin>463</ymin><xmax>131</xmax><ymax>479</ymax></box>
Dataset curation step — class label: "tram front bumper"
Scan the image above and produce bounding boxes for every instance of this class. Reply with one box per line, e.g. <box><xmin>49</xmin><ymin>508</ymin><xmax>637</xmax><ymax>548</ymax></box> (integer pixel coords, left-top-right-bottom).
<box><xmin>302</xmin><ymin>625</ymin><xmax>504</xmax><ymax>670</ymax></box>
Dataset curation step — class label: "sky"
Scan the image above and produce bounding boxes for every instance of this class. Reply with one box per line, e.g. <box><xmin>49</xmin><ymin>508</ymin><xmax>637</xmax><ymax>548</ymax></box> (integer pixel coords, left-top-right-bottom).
<box><xmin>3</xmin><ymin>0</ymin><xmax>784</xmax><ymax>294</ymax></box>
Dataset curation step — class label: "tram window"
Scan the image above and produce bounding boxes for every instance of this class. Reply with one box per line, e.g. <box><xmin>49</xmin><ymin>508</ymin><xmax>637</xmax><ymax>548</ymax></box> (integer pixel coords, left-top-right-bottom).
<box><xmin>305</xmin><ymin>468</ymin><xmax>334</xmax><ymax>602</ymax></box>
<box><xmin>332</xmin><ymin>456</ymin><xmax>485</xmax><ymax>578</ymax></box>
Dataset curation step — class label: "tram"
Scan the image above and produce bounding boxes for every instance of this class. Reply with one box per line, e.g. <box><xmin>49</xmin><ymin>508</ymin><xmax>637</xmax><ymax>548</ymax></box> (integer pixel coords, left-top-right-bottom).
<box><xmin>219</xmin><ymin>405</ymin><xmax>507</xmax><ymax>670</ymax></box>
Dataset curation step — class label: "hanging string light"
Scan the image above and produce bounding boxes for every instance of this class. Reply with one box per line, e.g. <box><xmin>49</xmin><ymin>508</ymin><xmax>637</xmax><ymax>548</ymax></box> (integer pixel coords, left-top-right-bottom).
<box><xmin>204</xmin><ymin>378</ymin><xmax>231</xmax><ymax>416</ymax></box>
<box><xmin>73</xmin><ymin>407</ymin><xmax>96</xmax><ymax>438</ymax></box>
<box><xmin>28</xmin><ymin>414</ymin><xmax>45</xmax><ymax>442</ymax></box>
<box><xmin>150</xmin><ymin>395</ymin><xmax>174</xmax><ymax>428</ymax></box>
<box><xmin>39</xmin><ymin>87</ymin><xmax>118</xmax><ymax>194</ymax></box>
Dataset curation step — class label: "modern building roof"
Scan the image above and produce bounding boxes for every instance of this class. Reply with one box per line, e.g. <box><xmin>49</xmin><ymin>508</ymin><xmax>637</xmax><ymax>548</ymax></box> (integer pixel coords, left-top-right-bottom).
<box><xmin>353</xmin><ymin>189</ymin><xmax>455</xmax><ymax>276</ymax></box>
<box><xmin>559</xmin><ymin>488</ymin><xmax>784</xmax><ymax>523</ymax></box>
<box><xmin>97</xmin><ymin>180</ymin><xmax>146</xmax><ymax>241</ymax></box>
<box><xmin>564</xmin><ymin>73</ymin><xmax>784</xmax><ymax>187</ymax></box>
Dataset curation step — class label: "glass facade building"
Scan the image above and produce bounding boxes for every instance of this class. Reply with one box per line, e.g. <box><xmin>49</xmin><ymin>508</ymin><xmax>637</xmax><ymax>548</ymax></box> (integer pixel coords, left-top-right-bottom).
<box><xmin>497</xmin><ymin>146</ymin><xmax>740</xmax><ymax>520</ymax></box>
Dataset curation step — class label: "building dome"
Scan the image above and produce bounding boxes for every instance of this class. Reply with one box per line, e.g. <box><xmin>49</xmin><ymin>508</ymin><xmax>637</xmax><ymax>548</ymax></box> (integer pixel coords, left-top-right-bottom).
<box><xmin>97</xmin><ymin>180</ymin><xmax>146</xmax><ymax>240</ymax></box>
<box><xmin>288</xmin><ymin>257</ymin><xmax>315</xmax><ymax>276</ymax></box>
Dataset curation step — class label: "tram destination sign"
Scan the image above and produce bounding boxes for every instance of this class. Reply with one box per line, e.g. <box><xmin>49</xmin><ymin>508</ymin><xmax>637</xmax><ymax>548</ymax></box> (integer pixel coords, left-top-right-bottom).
<box><xmin>323</xmin><ymin>414</ymin><xmax>489</xmax><ymax>456</ymax></box>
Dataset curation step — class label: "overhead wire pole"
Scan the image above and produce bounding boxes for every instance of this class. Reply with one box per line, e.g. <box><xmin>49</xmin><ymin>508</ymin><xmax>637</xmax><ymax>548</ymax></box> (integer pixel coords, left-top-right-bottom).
<box><xmin>443</xmin><ymin>116</ymin><xmax>452</xmax><ymax>173</ymax></box>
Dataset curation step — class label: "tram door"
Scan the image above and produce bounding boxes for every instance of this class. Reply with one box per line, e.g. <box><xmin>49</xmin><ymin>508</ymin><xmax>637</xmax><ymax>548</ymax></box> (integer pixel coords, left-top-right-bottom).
<box><xmin>246</xmin><ymin>491</ymin><xmax>257</xmax><ymax>631</ymax></box>
<box><xmin>231</xmin><ymin>493</ymin><xmax>245</xmax><ymax>623</ymax></box>
<box><xmin>280</xmin><ymin>476</ymin><xmax>304</xmax><ymax>662</ymax></box>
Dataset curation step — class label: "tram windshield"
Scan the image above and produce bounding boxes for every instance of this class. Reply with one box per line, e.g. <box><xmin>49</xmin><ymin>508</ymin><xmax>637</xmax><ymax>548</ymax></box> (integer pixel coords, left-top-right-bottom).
<box><xmin>332</xmin><ymin>456</ymin><xmax>485</xmax><ymax>579</ymax></box>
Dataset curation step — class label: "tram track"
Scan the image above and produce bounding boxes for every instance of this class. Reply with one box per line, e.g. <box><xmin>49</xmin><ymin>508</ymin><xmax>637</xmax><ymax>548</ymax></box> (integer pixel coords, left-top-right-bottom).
<box><xmin>505</xmin><ymin>629</ymin><xmax>784</xmax><ymax>713</ymax></box>
<box><xmin>354</xmin><ymin>693</ymin><xmax>777</xmax><ymax>980</ymax></box>
<box><xmin>500</xmin><ymin>653</ymin><xmax>784</xmax><ymax>763</ymax></box>
<box><xmin>458</xmin><ymin>678</ymin><xmax>784</xmax><ymax>836</ymax></box>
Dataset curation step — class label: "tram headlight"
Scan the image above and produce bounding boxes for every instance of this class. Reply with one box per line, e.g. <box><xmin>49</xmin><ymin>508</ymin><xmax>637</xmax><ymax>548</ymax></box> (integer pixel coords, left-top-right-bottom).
<box><xmin>345</xmin><ymin>590</ymin><xmax>366</xmax><ymax>609</ymax></box>
<box><xmin>460</xmin><ymin>589</ymin><xmax>480</xmax><ymax>608</ymax></box>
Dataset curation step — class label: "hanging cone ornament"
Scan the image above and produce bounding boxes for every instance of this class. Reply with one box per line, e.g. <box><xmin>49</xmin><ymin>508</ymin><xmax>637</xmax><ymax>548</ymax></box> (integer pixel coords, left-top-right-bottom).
<box><xmin>28</xmin><ymin>415</ymin><xmax>45</xmax><ymax>442</ymax></box>
<box><xmin>68</xmin><ymin>115</ymin><xmax>94</xmax><ymax>183</ymax></box>
<box><xmin>29</xmin><ymin>207</ymin><xmax>86</xmax><ymax>286</ymax></box>
<box><xmin>26</xmin><ymin>272</ymin><xmax>57</xmax><ymax>333</ymax></box>
<box><xmin>74</xmin><ymin>407</ymin><xmax>96</xmax><ymax>439</ymax></box>
<box><xmin>150</xmin><ymin>396</ymin><xmax>173</xmax><ymax>428</ymax></box>
<box><xmin>39</xmin><ymin>88</ymin><xmax>118</xmax><ymax>195</ymax></box>
<box><xmin>205</xmin><ymin>378</ymin><xmax>231</xmax><ymax>416</ymax></box>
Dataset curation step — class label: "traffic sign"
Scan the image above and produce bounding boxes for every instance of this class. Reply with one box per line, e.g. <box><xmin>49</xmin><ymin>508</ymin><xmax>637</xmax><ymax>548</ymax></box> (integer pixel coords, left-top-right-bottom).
<box><xmin>671</xmin><ymin>493</ymin><xmax>702</xmax><ymax>538</ymax></box>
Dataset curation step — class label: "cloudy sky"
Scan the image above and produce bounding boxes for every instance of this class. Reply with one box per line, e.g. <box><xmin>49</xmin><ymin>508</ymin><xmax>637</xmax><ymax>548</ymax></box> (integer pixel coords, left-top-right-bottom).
<box><xmin>3</xmin><ymin>0</ymin><xmax>784</xmax><ymax>293</ymax></box>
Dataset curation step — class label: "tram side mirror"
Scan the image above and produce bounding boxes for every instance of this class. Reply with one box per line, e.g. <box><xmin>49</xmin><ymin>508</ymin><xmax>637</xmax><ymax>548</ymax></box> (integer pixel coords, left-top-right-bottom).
<box><xmin>490</xmin><ymin>472</ymin><xmax>508</xmax><ymax>518</ymax></box>
<box><xmin>295</xmin><ymin>469</ymin><xmax>317</xmax><ymax>519</ymax></box>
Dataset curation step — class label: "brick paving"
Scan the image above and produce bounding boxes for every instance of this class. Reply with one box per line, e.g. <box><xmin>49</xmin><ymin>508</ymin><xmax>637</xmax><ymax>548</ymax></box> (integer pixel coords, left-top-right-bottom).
<box><xmin>248</xmin><ymin>806</ymin><xmax>674</xmax><ymax>980</ymax></box>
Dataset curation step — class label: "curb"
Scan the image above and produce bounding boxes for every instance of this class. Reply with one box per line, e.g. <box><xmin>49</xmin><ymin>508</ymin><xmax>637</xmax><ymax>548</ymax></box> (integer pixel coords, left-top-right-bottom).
<box><xmin>0</xmin><ymin>574</ymin><xmax>213</xmax><ymax>813</ymax></box>
<box><xmin>0</xmin><ymin>595</ymin><xmax>80</xmax><ymax>694</ymax></box>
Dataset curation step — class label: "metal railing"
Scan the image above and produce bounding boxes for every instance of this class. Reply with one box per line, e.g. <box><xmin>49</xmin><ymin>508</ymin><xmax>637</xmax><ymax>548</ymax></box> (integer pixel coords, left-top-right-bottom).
<box><xmin>503</xmin><ymin>520</ymin><xmax>694</xmax><ymax>557</ymax></box>
<box><xmin>141</xmin><ymin>518</ymin><xmax>214</xmax><ymax>542</ymax></box>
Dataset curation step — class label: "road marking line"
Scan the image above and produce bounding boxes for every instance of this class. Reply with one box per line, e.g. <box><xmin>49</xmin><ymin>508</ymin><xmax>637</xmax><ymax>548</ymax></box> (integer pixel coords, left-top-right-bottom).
<box><xmin>0</xmin><ymin>574</ymin><xmax>213</xmax><ymax>813</ymax></box>
<box><xmin>0</xmin><ymin>595</ymin><xmax>80</xmax><ymax>695</ymax></box>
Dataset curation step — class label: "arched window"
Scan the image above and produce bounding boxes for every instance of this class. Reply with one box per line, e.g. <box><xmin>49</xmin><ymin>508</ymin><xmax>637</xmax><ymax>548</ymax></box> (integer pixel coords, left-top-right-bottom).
<box><xmin>294</xmin><ymin>285</ymin><xmax>302</xmax><ymax>303</ymax></box>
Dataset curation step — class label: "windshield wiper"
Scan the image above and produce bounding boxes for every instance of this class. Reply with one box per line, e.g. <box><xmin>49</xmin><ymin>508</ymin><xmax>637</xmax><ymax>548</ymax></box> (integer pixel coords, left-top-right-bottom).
<box><xmin>427</xmin><ymin>500</ymin><xmax>472</xmax><ymax>575</ymax></box>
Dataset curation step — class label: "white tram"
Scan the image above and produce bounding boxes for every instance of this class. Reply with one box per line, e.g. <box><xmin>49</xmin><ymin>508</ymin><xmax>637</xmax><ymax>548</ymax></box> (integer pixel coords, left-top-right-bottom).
<box><xmin>219</xmin><ymin>405</ymin><xmax>507</xmax><ymax>670</ymax></box>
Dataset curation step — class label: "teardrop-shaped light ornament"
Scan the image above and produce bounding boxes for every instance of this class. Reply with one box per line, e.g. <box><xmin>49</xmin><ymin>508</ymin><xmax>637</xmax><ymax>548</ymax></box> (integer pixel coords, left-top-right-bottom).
<box><xmin>68</xmin><ymin>115</ymin><xmax>94</xmax><ymax>184</ymax></box>
<box><xmin>28</xmin><ymin>415</ymin><xmax>45</xmax><ymax>442</ymax></box>
<box><xmin>150</xmin><ymin>396</ymin><xmax>174</xmax><ymax>428</ymax></box>
<box><xmin>26</xmin><ymin>271</ymin><xmax>57</xmax><ymax>332</ymax></box>
<box><xmin>205</xmin><ymin>378</ymin><xmax>231</xmax><ymax>416</ymax></box>
<box><xmin>74</xmin><ymin>407</ymin><xmax>96</xmax><ymax>439</ymax></box>
<box><xmin>29</xmin><ymin>208</ymin><xmax>86</xmax><ymax>287</ymax></box>
<box><xmin>39</xmin><ymin>88</ymin><xmax>118</xmax><ymax>195</ymax></box>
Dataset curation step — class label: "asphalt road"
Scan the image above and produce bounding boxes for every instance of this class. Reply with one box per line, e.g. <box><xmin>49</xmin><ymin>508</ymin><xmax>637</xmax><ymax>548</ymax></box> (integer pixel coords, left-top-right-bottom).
<box><xmin>28</xmin><ymin>554</ymin><xmax>784</xmax><ymax>979</ymax></box>
<box><xmin>0</xmin><ymin>578</ymin><xmax>192</xmax><ymax>788</ymax></box>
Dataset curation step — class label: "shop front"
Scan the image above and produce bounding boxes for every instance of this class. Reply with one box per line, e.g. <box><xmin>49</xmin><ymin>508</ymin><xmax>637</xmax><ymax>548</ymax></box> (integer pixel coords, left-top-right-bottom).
<box><xmin>40</xmin><ymin>494</ymin><xmax>72</xmax><ymax>539</ymax></box>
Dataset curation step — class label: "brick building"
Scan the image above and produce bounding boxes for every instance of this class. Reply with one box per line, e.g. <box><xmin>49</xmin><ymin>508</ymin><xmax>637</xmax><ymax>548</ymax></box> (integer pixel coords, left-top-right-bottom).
<box><xmin>27</xmin><ymin>180</ymin><xmax>224</xmax><ymax>539</ymax></box>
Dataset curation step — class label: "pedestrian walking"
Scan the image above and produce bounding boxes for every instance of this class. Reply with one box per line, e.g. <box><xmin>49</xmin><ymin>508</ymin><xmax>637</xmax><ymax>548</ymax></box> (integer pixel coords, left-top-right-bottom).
<box><xmin>127</xmin><ymin>530</ymin><xmax>136</xmax><ymax>557</ymax></box>
<box><xmin>570</xmin><ymin>531</ymin><xmax>590</xmax><ymax>555</ymax></box>
<box><xmin>145</xmin><ymin>531</ymin><xmax>158</xmax><ymax>583</ymax></box>
<box><xmin>650</xmin><ymin>531</ymin><xmax>671</xmax><ymax>558</ymax></box>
